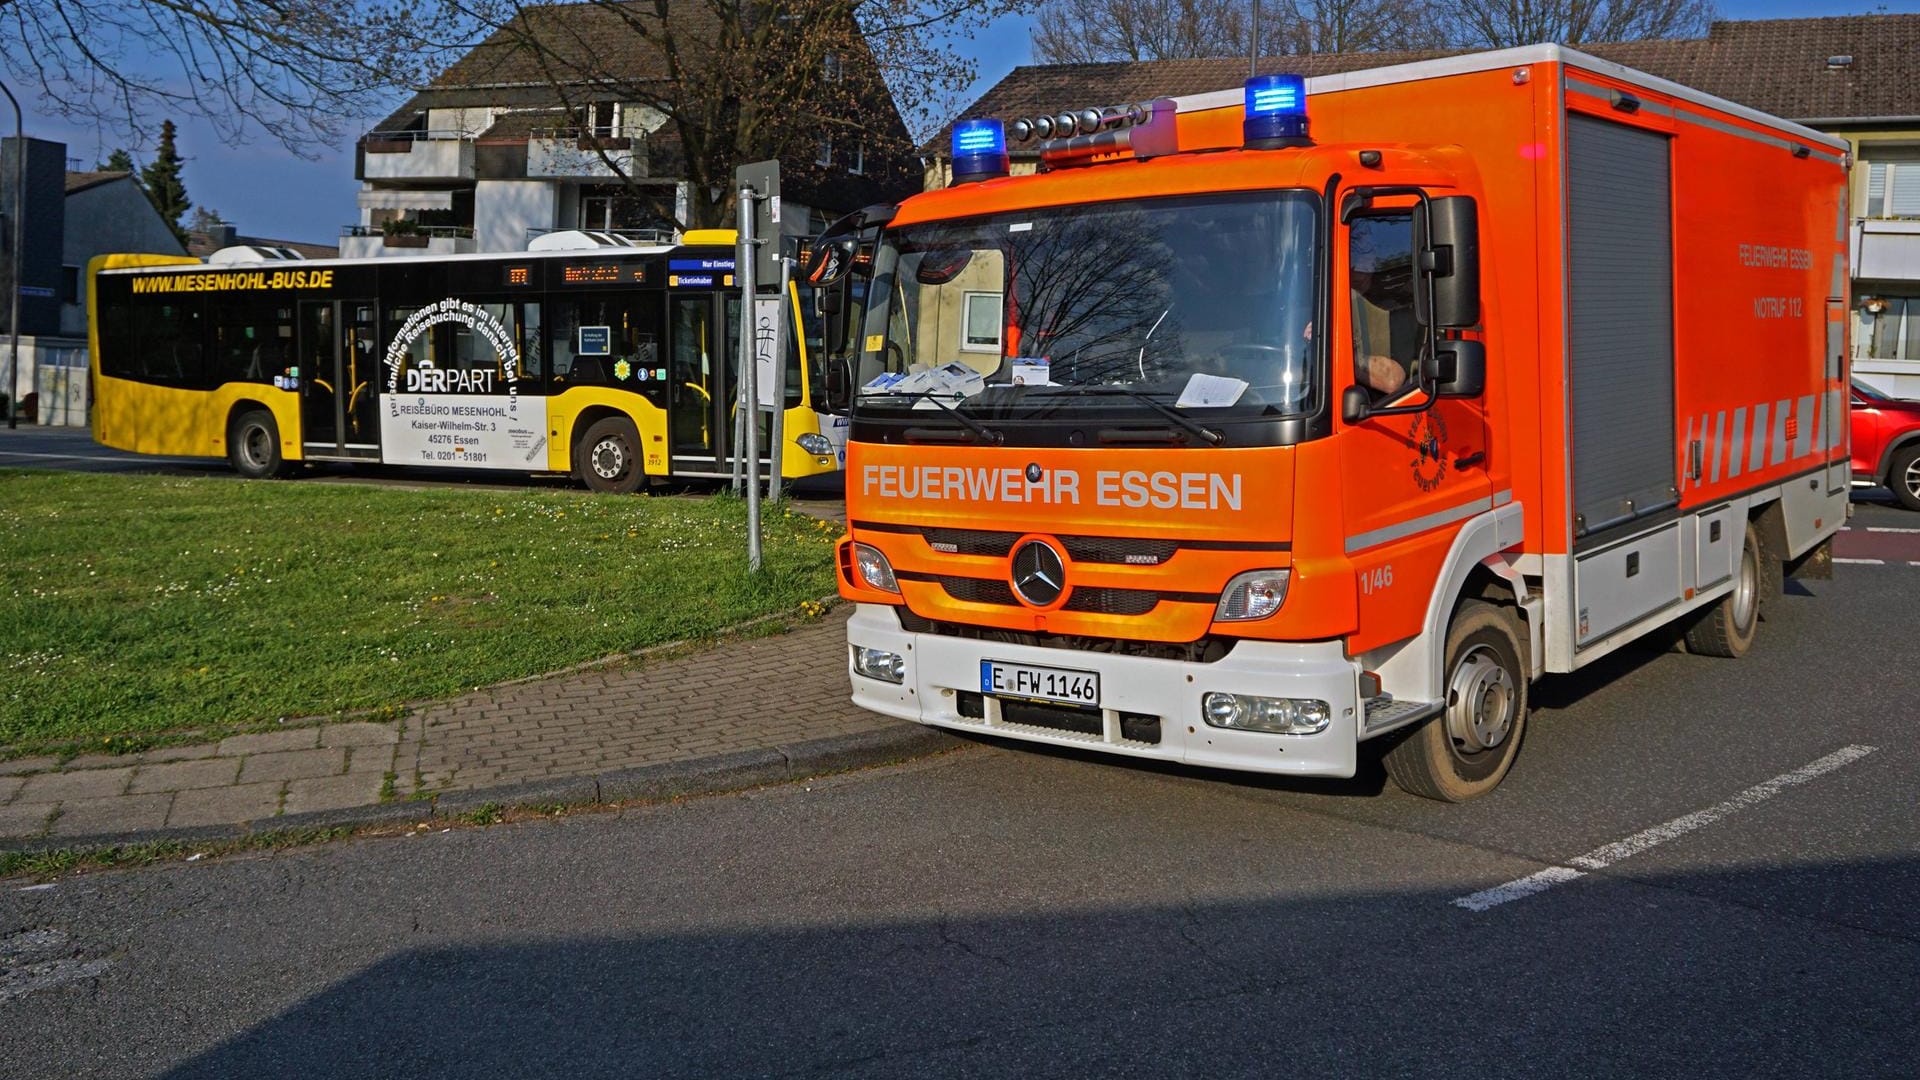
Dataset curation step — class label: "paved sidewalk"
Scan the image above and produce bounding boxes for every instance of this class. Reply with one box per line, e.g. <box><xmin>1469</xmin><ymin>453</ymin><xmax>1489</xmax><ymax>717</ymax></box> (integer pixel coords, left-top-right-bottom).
<box><xmin>0</xmin><ymin>605</ymin><xmax>958</xmax><ymax>850</ymax></box>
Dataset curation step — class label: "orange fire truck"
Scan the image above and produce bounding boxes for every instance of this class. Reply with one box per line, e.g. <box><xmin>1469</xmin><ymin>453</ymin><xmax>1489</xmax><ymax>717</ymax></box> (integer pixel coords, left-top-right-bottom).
<box><xmin>808</xmin><ymin>46</ymin><xmax>1850</xmax><ymax>800</ymax></box>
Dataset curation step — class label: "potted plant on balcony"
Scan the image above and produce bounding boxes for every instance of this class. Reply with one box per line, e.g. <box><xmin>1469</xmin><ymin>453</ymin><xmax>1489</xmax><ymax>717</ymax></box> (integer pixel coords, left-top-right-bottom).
<box><xmin>382</xmin><ymin>217</ymin><xmax>429</xmax><ymax>248</ymax></box>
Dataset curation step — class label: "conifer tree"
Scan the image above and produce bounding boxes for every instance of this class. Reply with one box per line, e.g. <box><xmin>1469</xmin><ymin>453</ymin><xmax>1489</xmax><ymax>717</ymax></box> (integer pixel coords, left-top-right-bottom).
<box><xmin>98</xmin><ymin>148</ymin><xmax>138</xmax><ymax>174</ymax></box>
<box><xmin>139</xmin><ymin>120</ymin><xmax>192</xmax><ymax>246</ymax></box>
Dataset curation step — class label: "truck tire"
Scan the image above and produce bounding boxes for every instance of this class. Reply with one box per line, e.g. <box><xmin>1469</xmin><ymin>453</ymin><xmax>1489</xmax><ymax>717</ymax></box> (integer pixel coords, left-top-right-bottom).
<box><xmin>1684</xmin><ymin>520</ymin><xmax>1766</xmax><ymax>657</ymax></box>
<box><xmin>577</xmin><ymin>416</ymin><xmax>646</xmax><ymax>495</ymax></box>
<box><xmin>227</xmin><ymin>409</ymin><xmax>287</xmax><ymax>479</ymax></box>
<box><xmin>1385</xmin><ymin>600</ymin><xmax>1528</xmax><ymax>802</ymax></box>
<box><xmin>1888</xmin><ymin>444</ymin><xmax>1920</xmax><ymax>512</ymax></box>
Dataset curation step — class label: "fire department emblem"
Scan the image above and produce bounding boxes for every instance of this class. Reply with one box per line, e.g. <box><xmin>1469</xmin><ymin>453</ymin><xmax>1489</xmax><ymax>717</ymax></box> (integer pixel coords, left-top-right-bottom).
<box><xmin>1410</xmin><ymin>411</ymin><xmax>1449</xmax><ymax>493</ymax></box>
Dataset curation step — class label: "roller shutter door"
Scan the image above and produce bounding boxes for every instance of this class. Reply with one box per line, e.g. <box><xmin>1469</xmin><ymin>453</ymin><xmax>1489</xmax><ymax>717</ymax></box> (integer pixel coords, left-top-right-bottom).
<box><xmin>1567</xmin><ymin>114</ymin><xmax>1676</xmax><ymax>537</ymax></box>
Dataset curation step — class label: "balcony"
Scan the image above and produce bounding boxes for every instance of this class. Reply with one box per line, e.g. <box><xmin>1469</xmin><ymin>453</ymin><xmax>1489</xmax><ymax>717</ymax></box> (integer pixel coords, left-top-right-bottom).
<box><xmin>527</xmin><ymin>129</ymin><xmax>642</xmax><ymax>179</ymax></box>
<box><xmin>339</xmin><ymin>225</ymin><xmax>477</xmax><ymax>259</ymax></box>
<box><xmin>361</xmin><ymin>130</ymin><xmax>476</xmax><ymax>181</ymax></box>
<box><xmin>1852</xmin><ymin>218</ymin><xmax>1920</xmax><ymax>283</ymax></box>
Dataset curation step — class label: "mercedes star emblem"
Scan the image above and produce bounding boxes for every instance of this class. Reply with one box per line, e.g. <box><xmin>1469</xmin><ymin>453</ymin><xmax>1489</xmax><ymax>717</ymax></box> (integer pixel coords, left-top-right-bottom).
<box><xmin>1011</xmin><ymin>539</ymin><xmax>1066</xmax><ymax>607</ymax></box>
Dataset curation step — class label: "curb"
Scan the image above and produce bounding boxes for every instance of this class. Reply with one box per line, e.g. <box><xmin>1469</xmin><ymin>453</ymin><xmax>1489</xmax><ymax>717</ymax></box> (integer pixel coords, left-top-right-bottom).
<box><xmin>0</xmin><ymin>724</ymin><xmax>963</xmax><ymax>856</ymax></box>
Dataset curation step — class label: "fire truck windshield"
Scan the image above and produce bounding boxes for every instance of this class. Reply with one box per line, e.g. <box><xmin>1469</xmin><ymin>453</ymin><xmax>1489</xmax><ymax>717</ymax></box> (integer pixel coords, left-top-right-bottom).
<box><xmin>852</xmin><ymin>191</ymin><xmax>1320</xmax><ymax>435</ymax></box>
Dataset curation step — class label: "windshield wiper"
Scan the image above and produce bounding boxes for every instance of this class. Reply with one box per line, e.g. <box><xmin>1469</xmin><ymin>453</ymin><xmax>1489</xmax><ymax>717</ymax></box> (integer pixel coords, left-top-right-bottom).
<box><xmin>1077</xmin><ymin>387</ymin><xmax>1222</xmax><ymax>445</ymax></box>
<box><xmin>862</xmin><ymin>390</ymin><xmax>1004</xmax><ymax>445</ymax></box>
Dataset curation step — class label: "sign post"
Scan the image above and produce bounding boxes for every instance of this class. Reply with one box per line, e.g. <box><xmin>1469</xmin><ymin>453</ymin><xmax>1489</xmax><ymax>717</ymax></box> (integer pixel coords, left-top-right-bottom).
<box><xmin>734</xmin><ymin>159</ymin><xmax>782</xmax><ymax>566</ymax></box>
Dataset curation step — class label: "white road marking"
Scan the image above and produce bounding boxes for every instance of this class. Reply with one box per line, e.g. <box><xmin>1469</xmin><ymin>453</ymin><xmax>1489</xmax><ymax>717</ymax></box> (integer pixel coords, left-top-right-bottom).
<box><xmin>1866</xmin><ymin>526</ymin><xmax>1920</xmax><ymax>534</ymax></box>
<box><xmin>1454</xmin><ymin>744</ymin><xmax>1878</xmax><ymax>912</ymax></box>
<box><xmin>1834</xmin><ymin>558</ymin><xmax>1886</xmax><ymax>565</ymax></box>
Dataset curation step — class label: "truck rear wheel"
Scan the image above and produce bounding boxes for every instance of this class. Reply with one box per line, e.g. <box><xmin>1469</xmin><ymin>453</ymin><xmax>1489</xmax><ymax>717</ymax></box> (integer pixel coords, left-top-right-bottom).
<box><xmin>1385</xmin><ymin>600</ymin><xmax>1528</xmax><ymax>802</ymax></box>
<box><xmin>227</xmin><ymin>409</ymin><xmax>287</xmax><ymax>479</ymax></box>
<box><xmin>577</xmin><ymin>416</ymin><xmax>646</xmax><ymax>495</ymax></box>
<box><xmin>1684</xmin><ymin>521</ymin><xmax>1766</xmax><ymax>658</ymax></box>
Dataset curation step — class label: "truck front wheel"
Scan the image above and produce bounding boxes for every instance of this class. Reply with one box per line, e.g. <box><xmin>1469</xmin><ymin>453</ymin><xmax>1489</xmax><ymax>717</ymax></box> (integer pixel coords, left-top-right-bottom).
<box><xmin>1385</xmin><ymin>600</ymin><xmax>1528</xmax><ymax>802</ymax></box>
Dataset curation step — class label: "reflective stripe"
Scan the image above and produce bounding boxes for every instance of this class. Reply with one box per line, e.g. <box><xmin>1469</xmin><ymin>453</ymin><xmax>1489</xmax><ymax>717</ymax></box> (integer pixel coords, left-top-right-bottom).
<box><xmin>1727</xmin><ymin>408</ymin><xmax>1747</xmax><ymax>479</ymax></box>
<box><xmin>1748</xmin><ymin>402</ymin><xmax>1769</xmax><ymax>474</ymax></box>
<box><xmin>1710</xmin><ymin>411</ymin><xmax>1727</xmax><ymax>483</ymax></box>
<box><xmin>1345</xmin><ymin>490</ymin><xmax>1510</xmax><ymax>554</ymax></box>
<box><xmin>1795</xmin><ymin>395</ymin><xmax>1816</xmax><ymax>457</ymax></box>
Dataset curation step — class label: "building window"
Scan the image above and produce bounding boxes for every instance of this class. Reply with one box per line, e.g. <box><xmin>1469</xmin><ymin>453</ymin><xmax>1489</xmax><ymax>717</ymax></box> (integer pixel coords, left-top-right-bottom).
<box><xmin>60</xmin><ymin>265</ymin><xmax>79</xmax><ymax>304</ymax></box>
<box><xmin>1865</xmin><ymin>155</ymin><xmax>1920</xmax><ymax>220</ymax></box>
<box><xmin>589</xmin><ymin>101</ymin><xmax>621</xmax><ymax>139</ymax></box>
<box><xmin>824</xmin><ymin>53</ymin><xmax>842</xmax><ymax>82</ymax></box>
<box><xmin>579</xmin><ymin>185</ymin><xmax>656</xmax><ymax>232</ymax></box>
<box><xmin>849</xmin><ymin>141</ymin><xmax>865</xmax><ymax>176</ymax></box>
<box><xmin>1863</xmin><ymin>298</ymin><xmax>1920</xmax><ymax>362</ymax></box>
<box><xmin>815</xmin><ymin>137</ymin><xmax>833</xmax><ymax>167</ymax></box>
<box><xmin>961</xmin><ymin>292</ymin><xmax>1002</xmax><ymax>353</ymax></box>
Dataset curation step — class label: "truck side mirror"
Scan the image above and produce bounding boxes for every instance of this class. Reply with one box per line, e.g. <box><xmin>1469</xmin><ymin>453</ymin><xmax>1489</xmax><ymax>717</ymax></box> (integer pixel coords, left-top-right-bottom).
<box><xmin>1430</xmin><ymin>338</ymin><xmax>1486</xmax><ymax>398</ymax></box>
<box><xmin>1429</xmin><ymin>196</ymin><xmax>1480</xmax><ymax>329</ymax></box>
<box><xmin>1341</xmin><ymin>385</ymin><xmax>1372</xmax><ymax>423</ymax></box>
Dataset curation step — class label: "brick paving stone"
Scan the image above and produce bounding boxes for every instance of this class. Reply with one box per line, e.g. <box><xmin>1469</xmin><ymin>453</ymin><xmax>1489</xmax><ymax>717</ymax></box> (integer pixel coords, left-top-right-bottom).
<box><xmin>141</xmin><ymin>745</ymin><xmax>220</xmax><ymax>763</ymax></box>
<box><xmin>62</xmin><ymin>752</ymin><xmax>147</xmax><ymax>770</ymax></box>
<box><xmin>0</xmin><ymin>776</ymin><xmax>22</xmax><ymax>804</ymax></box>
<box><xmin>282</xmin><ymin>772</ymin><xmax>387</xmax><ymax>815</ymax></box>
<box><xmin>0</xmin><ymin>803</ymin><xmax>53</xmax><ymax>837</ymax></box>
<box><xmin>345</xmin><ymin>745</ymin><xmax>397</xmax><ymax>774</ymax></box>
<box><xmin>168</xmin><ymin>782</ymin><xmax>282</xmax><ymax>827</ymax></box>
<box><xmin>217</xmin><ymin>728</ymin><xmax>321</xmax><ymax>756</ymax></box>
<box><xmin>238</xmin><ymin>748</ymin><xmax>345</xmax><ymax>784</ymax></box>
<box><xmin>127</xmin><ymin>758</ymin><xmax>243</xmax><ymax>794</ymax></box>
<box><xmin>49</xmin><ymin>794</ymin><xmax>173</xmax><ymax>836</ymax></box>
<box><xmin>18</xmin><ymin>768</ymin><xmax>134</xmax><ymax>803</ymax></box>
<box><xmin>0</xmin><ymin>756</ymin><xmax>61</xmax><ymax>777</ymax></box>
<box><xmin>319</xmin><ymin>723</ymin><xmax>400</xmax><ymax>748</ymax></box>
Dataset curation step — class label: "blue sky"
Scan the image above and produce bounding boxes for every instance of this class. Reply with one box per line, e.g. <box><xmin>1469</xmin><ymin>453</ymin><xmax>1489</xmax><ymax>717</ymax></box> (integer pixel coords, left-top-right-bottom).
<box><xmin>17</xmin><ymin>0</ymin><xmax>1918</xmax><ymax>246</ymax></box>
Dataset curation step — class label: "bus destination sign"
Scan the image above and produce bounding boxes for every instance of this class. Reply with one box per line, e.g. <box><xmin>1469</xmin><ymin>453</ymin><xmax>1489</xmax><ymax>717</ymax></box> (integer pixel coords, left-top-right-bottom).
<box><xmin>559</xmin><ymin>262</ymin><xmax>647</xmax><ymax>285</ymax></box>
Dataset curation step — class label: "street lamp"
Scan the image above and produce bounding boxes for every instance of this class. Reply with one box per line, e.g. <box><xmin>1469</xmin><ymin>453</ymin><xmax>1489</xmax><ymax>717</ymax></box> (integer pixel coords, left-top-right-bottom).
<box><xmin>1</xmin><ymin>80</ymin><xmax>21</xmax><ymax>430</ymax></box>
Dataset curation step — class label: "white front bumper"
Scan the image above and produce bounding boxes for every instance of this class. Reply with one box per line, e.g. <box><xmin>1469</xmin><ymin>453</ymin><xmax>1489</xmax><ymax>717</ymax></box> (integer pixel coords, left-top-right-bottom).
<box><xmin>846</xmin><ymin>603</ymin><xmax>1361</xmax><ymax>778</ymax></box>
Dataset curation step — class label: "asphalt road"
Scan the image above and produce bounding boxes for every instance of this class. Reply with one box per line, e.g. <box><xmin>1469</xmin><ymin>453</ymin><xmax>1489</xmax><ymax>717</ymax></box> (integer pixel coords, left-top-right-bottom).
<box><xmin>3</xmin><ymin>542</ymin><xmax>1916</xmax><ymax>1076</ymax></box>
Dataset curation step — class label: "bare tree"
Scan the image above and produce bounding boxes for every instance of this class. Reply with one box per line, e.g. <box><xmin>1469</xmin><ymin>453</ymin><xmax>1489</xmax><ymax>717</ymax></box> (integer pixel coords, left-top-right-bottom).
<box><xmin>1440</xmin><ymin>0</ymin><xmax>1714</xmax><ymax>48</ymax></box>
<box><xmin>0</xmin><ymin>0</ymin><xmax>442</xmax><ymax>153</ymax></box>
<box><xmin>427</xmin><ymin>0</ymin><xmax>1019</xmax><ymax>230</ymax></box>
<box><xmin>1030</xmin><ymin>0</ymin><xmax>1447</xmax><ymax>63</ymax></box>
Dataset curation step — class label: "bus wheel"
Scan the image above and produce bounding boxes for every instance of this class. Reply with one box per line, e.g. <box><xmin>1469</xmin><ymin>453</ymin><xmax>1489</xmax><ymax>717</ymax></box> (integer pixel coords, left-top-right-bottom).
<box><xmin>578</xmin><ymin>417</ymin><xmax>645</xmax><ymax>495</ymax></box>
<box><xmin>1684</xmin><ymin>521</ymin><xmax>1766</xmax><ymax>658</ymax></box>
<box><xmin>228</xmin><ymin>409</ymin><xmax>286</xmax><ymax>480</ymax></box>
<box><xmin>1385</xmin><ymin>600</ymin><xmax>1528</xmax><ymax>802</ymax></box>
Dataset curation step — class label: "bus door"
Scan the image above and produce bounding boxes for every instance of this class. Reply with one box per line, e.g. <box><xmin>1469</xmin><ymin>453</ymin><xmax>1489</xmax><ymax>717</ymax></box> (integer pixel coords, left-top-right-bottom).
<box><xmin>299</xmin><ymin>299</ymin><xmax>380</xmax><ymax>459</ymax></box>
<box><xmin>666</xmin><ymin>291</ymin><xmax>744</xmax><ymax>473</ymax></box>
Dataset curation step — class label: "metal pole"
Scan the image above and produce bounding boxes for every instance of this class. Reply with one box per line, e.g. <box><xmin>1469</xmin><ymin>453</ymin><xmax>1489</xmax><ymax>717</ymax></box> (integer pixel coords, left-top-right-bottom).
<box><xmin>1249</xmin><ymin>0</ymin><xmax>1259</xmax><ymax>79</ymax></box>
<box><xmin>2</xmin><ymin>82</ymin><xmax>22</xmax><ymax>430</ymax></box>
<box><xmin>766</xmin><ymin>249</ymin><xmax>791</xmax><ymax>505</ymax></box>
<box><xmin>737</xmin><ymin>182</ymin><xmax>762</xmax><ymax>572</ymax></box>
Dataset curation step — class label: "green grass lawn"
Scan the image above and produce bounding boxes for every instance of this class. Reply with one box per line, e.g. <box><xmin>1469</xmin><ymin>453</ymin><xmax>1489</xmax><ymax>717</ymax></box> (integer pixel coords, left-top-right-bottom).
<box><xmin>0</xmin><ymin>471</ymin><xmax>841</xmax><ymax>748</ymax></box>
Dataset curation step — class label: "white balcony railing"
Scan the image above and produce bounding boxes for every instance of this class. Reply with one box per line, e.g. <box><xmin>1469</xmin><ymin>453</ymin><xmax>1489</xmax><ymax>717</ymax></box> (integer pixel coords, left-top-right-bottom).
<box><xmin>361</xmin><ymin>130</ymin><xmax>476</xmax><ymax>181</ymax></box>
<box><xmin>1852</xmin><ymin>218</ymin><xmax>1920</xmax><ymax>283</ymax></box>
<box><xmin>340</xmin><ymin>225</ymin><xmax>477</xmax><ymax>258</ymax></box>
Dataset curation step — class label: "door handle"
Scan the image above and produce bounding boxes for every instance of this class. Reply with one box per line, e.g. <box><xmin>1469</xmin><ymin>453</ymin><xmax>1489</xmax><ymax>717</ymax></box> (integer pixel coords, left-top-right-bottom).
<box><xmin>1454</xmin><ymin>450</ymin><xmax>1486</xmax><ymax>468</ymax></box>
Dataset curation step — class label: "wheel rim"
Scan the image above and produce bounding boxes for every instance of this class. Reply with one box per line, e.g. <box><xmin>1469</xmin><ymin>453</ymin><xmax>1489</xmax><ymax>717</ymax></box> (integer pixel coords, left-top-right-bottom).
<box><xmin>1445</xmin><ymin>643</ymin><xmax>1515</xmax><ymax>754</ymax></box>
<box><xmin>1731</xmin><ymin>543</ymin><xmax>1758</xmax><ymax>631</ymax></box>
<box><xmin>1904</xmin><ymin>457</ymin><xmax>1920</xmax><ymax>500</ymax></box>
<box><xmin>240</xmin><ymin>424</ymin><xmax>271</xmax><ymax>470</ymax></box>
<box><xmin>590</xmin><ymin>437</ymin><xmax>628</xmax><ymax>480</ymax></box>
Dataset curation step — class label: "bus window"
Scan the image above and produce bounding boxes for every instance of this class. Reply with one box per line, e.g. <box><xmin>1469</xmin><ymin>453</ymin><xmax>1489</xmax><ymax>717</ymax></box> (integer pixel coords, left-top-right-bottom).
<box><xmin>451</xmin><ymin>301</ymin><xmax>543</xmax><ymax>394</ymax></box>
<box><xmin>550</xmin><ymin>293</ymin><xmax>665</xmax><ymax>406</ymax></box>
<box><xmin>208</xmin><ymin>297</ymin><xmax>293</xmax><ymax>385</ymax></box>
<box><xmin>123</xmin><ymin>300</ymin><xmax>206</xmax><ymax>386</ymax></box>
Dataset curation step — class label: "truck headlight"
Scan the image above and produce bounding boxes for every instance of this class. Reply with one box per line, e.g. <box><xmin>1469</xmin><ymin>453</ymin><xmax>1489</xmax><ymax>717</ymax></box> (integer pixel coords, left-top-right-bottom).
<box><xmin>853</xmin><ymin>542</ymin><xmax>899</xmax><ymax>593</ymax></box>
<box><xmin>851</xmin><ymin>645</ymin><xmax>906</xmax><ymax>683</ymax></box>
<box><xmin>1201</xmin><ymin>693</ymin><xmax>1330</xmax><ymax>734</ymax></box>
<box><xmin>796</xmin><ymin>432</ymin><xmax>833</xmax><ymax>456</ymax></box>
<box><xmin>1215</xmin><ymin>569</ymin><xmax>1290</xmax><ymax>621</ymax></box>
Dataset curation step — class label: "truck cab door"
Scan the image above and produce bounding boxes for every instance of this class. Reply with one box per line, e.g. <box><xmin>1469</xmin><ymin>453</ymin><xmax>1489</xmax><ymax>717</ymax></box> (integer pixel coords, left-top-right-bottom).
<box><xmin>1336</xmin><ymin>201</ymin><xmax>1493</xmax><ymax>653</ymax></box>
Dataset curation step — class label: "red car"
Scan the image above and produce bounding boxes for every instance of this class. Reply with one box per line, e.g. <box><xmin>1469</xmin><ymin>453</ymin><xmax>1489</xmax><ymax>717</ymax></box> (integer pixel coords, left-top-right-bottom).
<box><xmin>1851</xmin><ymin>379</ymin><xmax>1920</xmax><ymax>511</ymax></box>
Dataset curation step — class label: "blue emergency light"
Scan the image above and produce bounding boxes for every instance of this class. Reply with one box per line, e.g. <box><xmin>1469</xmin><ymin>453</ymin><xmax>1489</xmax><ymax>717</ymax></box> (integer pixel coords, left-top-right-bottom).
<box><xmin>1244</xmin><ymin>74</ymin><xmax>1310</xmax><ymax>147</ymax></box>
<box><xmin>951</xmin><ymin>119</ymin><xmax>1010</xmax><ymax>184</ymax></box>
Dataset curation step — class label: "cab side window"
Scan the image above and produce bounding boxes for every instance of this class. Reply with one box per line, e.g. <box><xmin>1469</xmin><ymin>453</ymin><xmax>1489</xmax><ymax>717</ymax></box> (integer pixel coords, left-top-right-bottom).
<box><xmin>1348</xmin><ymin>213</ymin><xmax>1421</xmax><ymax>401</ymax></box>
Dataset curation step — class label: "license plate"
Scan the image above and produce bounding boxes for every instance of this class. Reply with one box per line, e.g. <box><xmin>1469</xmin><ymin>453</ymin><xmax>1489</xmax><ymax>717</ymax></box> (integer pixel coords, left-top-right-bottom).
<box><xmin>981</xmin><ymin>660</ymin><xmax>1101</xmax><ymax>707</ymax></box>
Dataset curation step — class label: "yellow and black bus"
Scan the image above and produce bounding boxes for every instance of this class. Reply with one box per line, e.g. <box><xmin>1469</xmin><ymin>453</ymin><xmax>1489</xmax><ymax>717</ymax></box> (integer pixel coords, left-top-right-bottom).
<box><xmin>86</xmin><ymin>230</ymin><xmax>846</xmax><ymax>492</ymax></box>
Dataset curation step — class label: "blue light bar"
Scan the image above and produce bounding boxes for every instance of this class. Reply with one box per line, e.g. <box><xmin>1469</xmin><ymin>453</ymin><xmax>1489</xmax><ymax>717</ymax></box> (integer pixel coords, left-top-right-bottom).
<box><xmin>1244</xmin><ymin>74</ymin><xmax>1309</xmax><ymax>147</ymax></box>
<box><xmin>951</xmin><ymin>118</ymin><xmax>1009</xmax><ymax>183</ymax></box>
